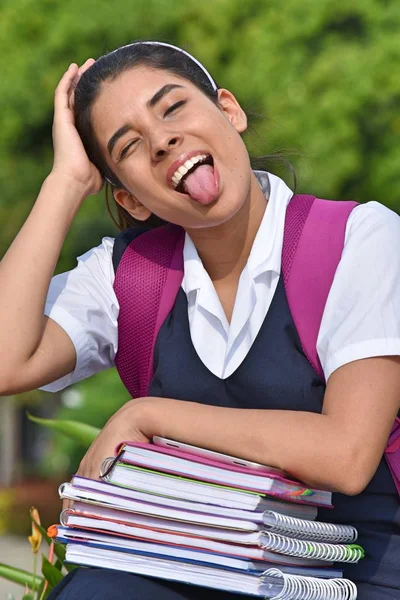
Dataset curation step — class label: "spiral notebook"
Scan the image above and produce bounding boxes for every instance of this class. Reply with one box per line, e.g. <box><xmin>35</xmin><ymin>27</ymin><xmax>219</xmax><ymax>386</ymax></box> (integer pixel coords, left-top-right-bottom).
<box><xmin>59</xmin><ymin>512</ymin><xmax>364</xmax><ymax>564</ymax></box>
<box><xmin>59</xmin><ymin>505</ymin><xmax>324</xmax><ymax>566</ymax></box>
<box><xmin>113</xmin><ymin>442</ymin><xmax>332</xmax><ymax>507</ymax></box>
<box><xmin>67</xmin><ymin>475</ymin><xmax>318</xmax><ymax>521</ymax></box>
<box><xmin>54</xmin><ymin>527</ymin><xmax>343</xmax><ymax>578</ymax></box>
<box><xmin>59</xmin><ymin>482</ymin><xmax>261</xmax><ymax>532</ymax></box>
<box><xmin>61</xmin><ymin>544</ymin><xmax>358</xmax><ymax>599</ymax></box>
<box><xmin>62</xmin><ymin>502</ymin><xmax>356</xmax><ymax>547</ymax></box>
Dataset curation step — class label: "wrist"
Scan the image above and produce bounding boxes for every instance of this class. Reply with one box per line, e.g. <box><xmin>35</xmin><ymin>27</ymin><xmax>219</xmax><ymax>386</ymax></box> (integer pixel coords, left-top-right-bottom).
<box><xmin>44</xmin><ymin>171</ymin><xmax>91</xmax><ymax>204</ymax></box>
<box><xmin>126</xmin><ymin>397</ymin><xmax>161</xmax><ymax>441</ymax></box>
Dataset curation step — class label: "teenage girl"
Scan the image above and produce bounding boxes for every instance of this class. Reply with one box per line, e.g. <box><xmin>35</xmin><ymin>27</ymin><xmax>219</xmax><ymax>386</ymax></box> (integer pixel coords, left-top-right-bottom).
<box><xmin>1</xmin><ymin>42</ymin><xmax>399</xmax><ymax>599</ymax></box>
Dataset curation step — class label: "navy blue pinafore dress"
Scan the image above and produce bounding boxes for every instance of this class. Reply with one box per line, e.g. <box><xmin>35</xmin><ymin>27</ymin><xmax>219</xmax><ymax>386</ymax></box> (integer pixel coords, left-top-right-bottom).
<box><xmin>49</xmin><ymin>234</ymin><xmax>400</xmax><ymax>600</ymax></box>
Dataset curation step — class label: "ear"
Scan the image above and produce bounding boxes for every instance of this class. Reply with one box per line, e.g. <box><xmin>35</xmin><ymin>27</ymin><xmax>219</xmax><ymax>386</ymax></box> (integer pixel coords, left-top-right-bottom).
<box><xmin>217</xmin><ymin>88</ymin><xmax>247</xmax><ymax>133</ymax></box>
<box><xmin>113</xmin><ymin>188</ymin><xmax>152</xmax><ymax>222</ymax></box>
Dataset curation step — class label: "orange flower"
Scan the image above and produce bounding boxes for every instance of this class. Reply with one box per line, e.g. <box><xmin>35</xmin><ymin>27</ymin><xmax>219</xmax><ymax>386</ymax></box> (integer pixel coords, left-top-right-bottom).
<box><xmin>28</xmin><ymin>506</ymin><xmax>42</xmax><ymax>554</ymax></box>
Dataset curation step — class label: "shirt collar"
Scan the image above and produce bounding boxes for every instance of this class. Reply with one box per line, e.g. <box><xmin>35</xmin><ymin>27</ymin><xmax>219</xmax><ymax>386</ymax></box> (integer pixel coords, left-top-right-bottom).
<box><xmin>182</xmin><ymin>233</ymin><xmax>205</xmax><ymax>295</ymax></box>
<box><xmin>248</xmin><ymin>171</ymin><xmax>293</xmax><ymax>278</ymax></box>
<box><xmin>182</xmin><ymin>171</ymin><xmax>293</xmax><ymax>295</ymax></box>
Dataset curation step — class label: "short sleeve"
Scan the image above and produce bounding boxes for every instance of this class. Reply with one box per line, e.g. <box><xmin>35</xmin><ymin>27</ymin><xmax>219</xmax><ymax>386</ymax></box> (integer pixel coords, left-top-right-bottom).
<box><xmin>40</xmin><ymin>237</ymin><xmax>119</xmax><ymax>392</ymax></box>
<box><xmin>317</xmin><ymin>201</ymin><xmax>400</xmax><ymax>381</ymax></box>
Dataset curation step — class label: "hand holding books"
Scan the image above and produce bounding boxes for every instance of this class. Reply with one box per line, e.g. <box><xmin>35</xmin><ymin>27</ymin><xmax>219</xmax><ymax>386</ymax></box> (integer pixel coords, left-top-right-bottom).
<box><xmin>51</xmin><ymin>439</ymin><xmax>363</xmax><ymax>600</ymax></box>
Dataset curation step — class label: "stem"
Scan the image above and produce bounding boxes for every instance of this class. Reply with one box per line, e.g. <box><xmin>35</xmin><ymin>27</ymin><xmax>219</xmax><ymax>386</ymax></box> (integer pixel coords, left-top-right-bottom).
<box><xmin>38</xmin><ymin>541</ymin><xmax>55</xmax><ymax>600</ymax></box>
<box><xmin>38</xmin><ymin>582</ymin><xmax>47</xmax><ymax>600</ymax></box>
<box><xmin>32</xmin><ymin>554</ymin><xmax>37</xmax><ymax>597</ymax></box>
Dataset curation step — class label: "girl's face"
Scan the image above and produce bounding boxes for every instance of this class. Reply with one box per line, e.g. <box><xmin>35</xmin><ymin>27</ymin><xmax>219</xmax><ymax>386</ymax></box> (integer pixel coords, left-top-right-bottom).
<box><xmin>91</xmin><ymin>65</ymin><xmax>253</xmax><ymax>229</ymax></box>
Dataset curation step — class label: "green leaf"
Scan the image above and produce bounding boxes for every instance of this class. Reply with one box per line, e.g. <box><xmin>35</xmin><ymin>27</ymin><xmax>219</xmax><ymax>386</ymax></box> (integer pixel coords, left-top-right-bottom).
<box><xmin>21</xmin><ymin>593</ymin><xmax>34</xmax><ymax>600</ymax></box>
<box><xmin>63</xmin><ymin>563</ymin><xmax>79</xmax><ymax>574</ymax></box>
<box><xmin>27</xmin><ymin>412</ymin><xmax>100</xmax><ymax>447</ymax></box>
<box><xmin>41</xmin><ymin>556</ymin><xmax>64</xmax><ymax>588</ymax></box>
<box><xmin>36</xmin><ymin>576</ymin><xmax>53</xmax><ymax>600</ymax></box>
<box><xmin>0</xmin><ymin>564</ymin><xmax>42</xmax><ymax>588</ymax></box>
<box><xmin>36</xmin><ymin>577</ymin><xmax>46</xmax><ymax>600</ymax></box>
<box><xmin>54</xmin><ymin>559</ymin><xmax>63</xmax><ymax>571</ymax></box>
<box><xmin>53</xmin><ymin>543</ymin><xmax>66</xmax><ymax>564</ymax></box>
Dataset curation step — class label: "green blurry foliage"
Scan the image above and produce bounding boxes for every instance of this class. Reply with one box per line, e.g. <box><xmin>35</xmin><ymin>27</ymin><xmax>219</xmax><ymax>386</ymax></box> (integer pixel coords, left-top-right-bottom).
<box><xmin>1</xmin><ymin>0</ymin><xmax>400</xmax><ymax>469</ymax></box>
<box><xmin>41</xmin><ymin>369</ymin><xmax>130</xmax><ymax>475</ymax></box>
<box><xmin>1</xmin><ymin>0</ymin><xmax>400</xmax><ymax>271</ymax></box>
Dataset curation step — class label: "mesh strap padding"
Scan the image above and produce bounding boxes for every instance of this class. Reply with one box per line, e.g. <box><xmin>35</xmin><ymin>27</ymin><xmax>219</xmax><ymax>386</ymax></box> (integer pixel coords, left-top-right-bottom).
<box><xmin>282</xmin><ymin>195</ymin><xmax>358</xmax><ymax>376</ymax></box>
<box><xmin>114</xmin><ymin>224</ymin><xmax>184</xmax><ymax>399</ymax></box>
<box><xmin>282</xmin><ymin>195</ymin><xmax>315</xmax><ymax>286</ymax></box>
<box><xmin>386</xmin><ymin>418</ymin><xmax>400</xmax><ymax>496</ymax></box>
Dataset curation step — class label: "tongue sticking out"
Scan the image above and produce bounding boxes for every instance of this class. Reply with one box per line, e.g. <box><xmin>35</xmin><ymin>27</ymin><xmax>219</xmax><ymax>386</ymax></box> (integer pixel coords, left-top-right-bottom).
<box><xmin>183</xmin><ymin>164</ymin><xmax>218</xmax><ymax>205</ymax></box>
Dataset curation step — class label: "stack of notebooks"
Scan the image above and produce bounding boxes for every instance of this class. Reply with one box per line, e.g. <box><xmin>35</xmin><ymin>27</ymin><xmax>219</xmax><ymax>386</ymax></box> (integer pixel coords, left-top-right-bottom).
<box><xmin>51</xmin><ymin>438</ymin><xmax>363</xmax><ymax>599</ymax></box>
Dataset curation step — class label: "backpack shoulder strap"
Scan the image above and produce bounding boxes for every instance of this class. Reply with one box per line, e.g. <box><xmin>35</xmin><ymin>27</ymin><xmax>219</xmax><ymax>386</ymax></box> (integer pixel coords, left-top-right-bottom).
<box><xmin>112</xmin><ymin>226</ymin><xmax>153</xmax><ymax>273</ymax></box>
<box><xmin>113</xmin><ymin>224</ymin><xmax>185</xmax><ymax>399</ymax></box>
<box><xmin>282</xmin><ymin>194</ymin><xmax>358</xmax><ymax>378</ymax></box>
<box><xmin>282</xmin><ymin>196</ymin><xmax>400</xmax><ymax>496</ymax></box>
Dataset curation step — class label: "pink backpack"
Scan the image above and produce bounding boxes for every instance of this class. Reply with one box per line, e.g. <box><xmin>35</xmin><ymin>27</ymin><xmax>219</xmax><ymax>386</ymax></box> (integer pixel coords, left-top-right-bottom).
<box><xmin>114</xmin><ymin>194</ymin><xmax>400</xmax><ymax>495</ymax></box>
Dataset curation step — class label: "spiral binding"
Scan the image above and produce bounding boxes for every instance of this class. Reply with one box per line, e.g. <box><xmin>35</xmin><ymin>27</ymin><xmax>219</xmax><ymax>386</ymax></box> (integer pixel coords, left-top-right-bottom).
<box><xmin>99</xmin><ymin>456</ymin><xmax>118</xmax><ymax>479</ymax></box>
<box><xmin>59</xmin><ymin>509</ymin><xmax>76</xmax><ymax>528</ymax></box>
<box><xmin>263</xmin><ymin>511</ymin><xmax>358</xmax><ymax>543</ymax></box>
<box><xmin>262</xmin><ymin>568</ymin><xmax>357</xmax><ymax>600</ymax></box>
<box><xmin>58</xmin><ymin>483</ymin><xmax>67</xmax><ymax>496</ymax></box>
<box><xmin>260</xmin><ymin>532</ymin><xmax>364</xmax><ymax>563</ymax></box>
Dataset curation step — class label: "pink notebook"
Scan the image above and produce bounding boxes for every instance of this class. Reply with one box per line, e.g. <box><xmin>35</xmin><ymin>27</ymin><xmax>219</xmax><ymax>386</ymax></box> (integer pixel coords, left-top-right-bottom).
<box><xmin>117</xmin><ymin>442</ymin><xmax>290</xmax><ymax>481</ymax></box>
<box><xmin>114</xmin><ymin>442</ymin><xmax>333</xmax><ymax>508</ymax></box>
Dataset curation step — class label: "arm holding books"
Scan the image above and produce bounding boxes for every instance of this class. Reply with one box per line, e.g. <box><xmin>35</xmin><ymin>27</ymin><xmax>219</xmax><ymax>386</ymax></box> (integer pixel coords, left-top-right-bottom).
<box><xmin>76</xmin><ymin>355</ymin><xmax>400</xmax><ymax>496</ymax></box>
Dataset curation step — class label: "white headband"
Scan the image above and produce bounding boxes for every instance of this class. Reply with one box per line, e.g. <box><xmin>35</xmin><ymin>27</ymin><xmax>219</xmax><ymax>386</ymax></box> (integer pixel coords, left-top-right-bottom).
<box><xmin>109</xmin><ymin>40</ymin><xmax>218</xmax><ymax>92</ymax></box>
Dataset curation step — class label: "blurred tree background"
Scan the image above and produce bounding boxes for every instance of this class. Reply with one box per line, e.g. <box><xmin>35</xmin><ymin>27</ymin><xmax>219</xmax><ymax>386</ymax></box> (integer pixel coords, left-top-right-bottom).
<box><xmin>1</xmin><ymin>0</ymin><xmax>400</xmax><ymax>506</ymax></box>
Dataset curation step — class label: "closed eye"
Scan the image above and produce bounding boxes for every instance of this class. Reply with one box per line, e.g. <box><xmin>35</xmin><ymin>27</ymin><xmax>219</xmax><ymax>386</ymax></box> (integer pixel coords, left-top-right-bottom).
<box><xmin>119</xmin><ymin>139</ymin><xmax>139</xmax><ymax>161</ymax></box>
<box><xmin>164</xmin><ymin>100</ymin><xmax>186</xmax><ymax>118</ymax></box>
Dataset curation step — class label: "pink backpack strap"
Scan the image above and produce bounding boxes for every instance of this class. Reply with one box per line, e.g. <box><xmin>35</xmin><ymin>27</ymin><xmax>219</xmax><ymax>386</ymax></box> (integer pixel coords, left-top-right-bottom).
<box><xmin>114</xmin><ymin>224</ymin><xmax>185</xmax><ymax>399</ymax></box>
<box><xmin>282</xmin><ymin>195</ymin><xmax>358</xmax><ymax>376</ymax></box>
<box><xmin>283</xmin><ymin>194</ymin><xmax>400</xmax><ymax>496</ymax></box>
<box><xmin>386</xmin><ymin>418</ymin><xmax>400</xmax><ymax>495</ymax></box>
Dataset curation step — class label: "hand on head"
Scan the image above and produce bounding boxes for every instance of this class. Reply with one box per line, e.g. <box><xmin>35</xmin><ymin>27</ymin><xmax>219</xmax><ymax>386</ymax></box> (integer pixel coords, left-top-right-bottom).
<box><xmin>68</xmin><ymin>58</ymin><xmax>96</xmax><ymax>111</ymax></box>
<box><xmin>51</xmin><ymin>58</ymin><xmax>103</xmax><ymax>198</ymax></box>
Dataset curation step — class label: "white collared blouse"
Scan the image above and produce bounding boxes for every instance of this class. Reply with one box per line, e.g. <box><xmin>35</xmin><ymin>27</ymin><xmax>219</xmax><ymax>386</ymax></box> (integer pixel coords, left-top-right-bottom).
<box><xmin>41</xmin><ymin>172</ymin><xmax>400</xmax><ymax>392</ymax></box>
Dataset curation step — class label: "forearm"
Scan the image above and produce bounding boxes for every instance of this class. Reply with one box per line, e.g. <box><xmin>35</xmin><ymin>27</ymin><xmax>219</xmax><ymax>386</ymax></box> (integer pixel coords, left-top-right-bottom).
<box><xmin>137</xmin><ymin>398</ymin><xmax>375</xmax><ymax>494</ymax></box>
<box><xmin>0</xmin><ymin>174</ymin><xmax>86</xmax><ymax>372</ymax></box>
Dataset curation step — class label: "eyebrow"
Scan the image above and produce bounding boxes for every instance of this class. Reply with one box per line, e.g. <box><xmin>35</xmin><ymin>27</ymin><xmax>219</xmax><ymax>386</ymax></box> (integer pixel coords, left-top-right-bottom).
<box><xmin>107</xmin><ymin>83</ymin><xmax>184</xmax><ymax>157</ymax></box>
<box><xmin>147</xmin><ymin>83</ymin><xmax>184</xmax><ymax>109</ymax></box>
<box><xmin>107</xmin><ymin>124</ymin><xmax>132</xmax><ymax>157</ymax></box>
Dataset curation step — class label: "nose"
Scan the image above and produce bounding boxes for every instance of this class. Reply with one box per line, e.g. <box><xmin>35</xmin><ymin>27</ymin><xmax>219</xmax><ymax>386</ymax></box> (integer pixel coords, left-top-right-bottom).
<box><xmin>150</xmin><ymin>131</ymin><xmax>182</xmax><ymax>161</ymax></box>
